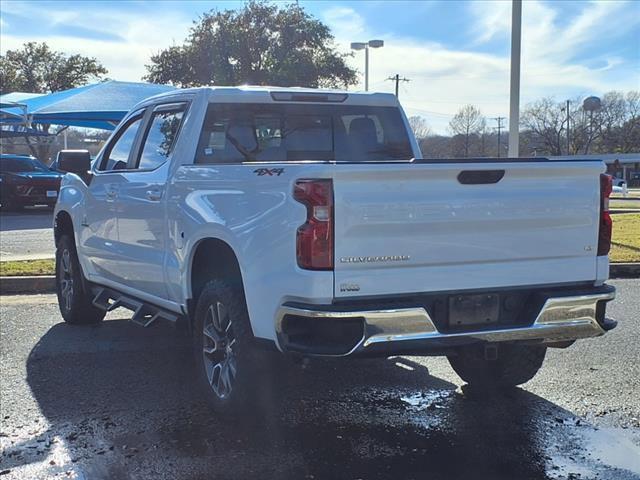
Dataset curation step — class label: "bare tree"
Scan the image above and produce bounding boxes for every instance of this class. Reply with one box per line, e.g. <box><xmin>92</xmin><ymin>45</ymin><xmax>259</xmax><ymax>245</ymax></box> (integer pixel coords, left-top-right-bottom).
<box><xmin>408</xmin><ymin>116</ymin><xmax>431</xmax><ymax>140</ymax></box>
<box><xmin>521</xmin><ymin>91</ymin><xmax>640</xmax><ymax>156</ymax></box>
<box><xmin>598</xmin><ymin>91</ymin><xmax>640</xmax><ymax>153</ymax></box>
<box><xmin>419</xmin><ymin>135</ymin><xmax>452</xmax><ymax>158</ymax></box>
<box><xmin>521</xmin><ymin>98</ymin><xmax>567</xmax><ymax>155</ymax></box>
<box><xmin>448</xmin><ymin>105</ymin><xmax>486</xmax><ymax>157</ymax></box>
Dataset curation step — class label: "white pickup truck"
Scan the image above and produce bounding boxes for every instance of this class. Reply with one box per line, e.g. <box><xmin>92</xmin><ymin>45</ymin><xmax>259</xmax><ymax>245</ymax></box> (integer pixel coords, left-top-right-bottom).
<box><xmin>53</xmin><ymin>86</ymin><xmax>616</xmax><ymax>412</ymax></box>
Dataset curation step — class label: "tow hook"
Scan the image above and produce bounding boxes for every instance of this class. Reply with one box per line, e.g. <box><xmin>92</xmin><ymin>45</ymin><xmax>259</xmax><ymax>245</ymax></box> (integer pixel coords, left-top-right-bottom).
<box><xmin>484</xmin><ymin>344</ymin><xmax>498</xmax><ymax>361</ymax></box>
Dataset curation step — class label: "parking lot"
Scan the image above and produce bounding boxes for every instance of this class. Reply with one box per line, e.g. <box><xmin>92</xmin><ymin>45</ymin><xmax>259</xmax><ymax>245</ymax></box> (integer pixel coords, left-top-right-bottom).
<box><xmin>0</xmin><ymin>209</ymin><xmax>54</xmax><ymax>260</ymax></box>
<box><xmin>1</xmin><ymin>280</ymin><xmax>639</xmax><ymax>480</ymax></box>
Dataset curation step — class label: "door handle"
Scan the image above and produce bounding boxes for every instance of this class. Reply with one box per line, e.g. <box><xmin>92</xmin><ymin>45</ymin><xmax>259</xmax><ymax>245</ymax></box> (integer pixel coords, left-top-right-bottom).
<box><xmin>146</xmin><ymin>189</ymin><xmax>163</xmax><ymax>201</ymax></box>
<box><xmin>106</xmin><ymin>187</ymin><xmax>118</xmax><ymax>200</ymax></box>
<box><xmin>457</xmin><ymin>170</ymin><xmax>505</xmax><ymax>185</ymax></box>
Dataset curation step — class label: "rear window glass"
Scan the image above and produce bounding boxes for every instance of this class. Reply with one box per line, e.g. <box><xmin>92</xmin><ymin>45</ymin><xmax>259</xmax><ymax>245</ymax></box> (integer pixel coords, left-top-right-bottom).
<box><xmin>195</xmin><ymin>103</ymin><xmax>413</xmax><ymax>163</ymax></box>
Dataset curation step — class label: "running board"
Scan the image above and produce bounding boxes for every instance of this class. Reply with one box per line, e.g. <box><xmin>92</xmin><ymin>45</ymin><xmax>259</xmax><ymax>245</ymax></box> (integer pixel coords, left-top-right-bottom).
<box><xmin>91</xmin><ymin>287</ymin><xmax>179</xmax><ymax>327</ymax></box>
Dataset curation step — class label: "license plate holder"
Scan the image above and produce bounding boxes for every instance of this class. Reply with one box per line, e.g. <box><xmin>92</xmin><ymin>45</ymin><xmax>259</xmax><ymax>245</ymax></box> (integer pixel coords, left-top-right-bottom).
<box><xmin>449</xmin><ymin>294</ymin><xmax>500</xmax><ymax>327</ymax></box>
<box><xmin>46</xmin><ymin>190</ymin><xmax>57</xmax><ymax>198</ymax></box>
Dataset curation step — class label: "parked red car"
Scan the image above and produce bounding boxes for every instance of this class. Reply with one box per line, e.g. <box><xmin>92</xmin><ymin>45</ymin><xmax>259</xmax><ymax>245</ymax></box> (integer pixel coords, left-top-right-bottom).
<box><xmin>0</xmin><ymin>154</ymin><xmax>64</xmax><ymax>210</ymax></box>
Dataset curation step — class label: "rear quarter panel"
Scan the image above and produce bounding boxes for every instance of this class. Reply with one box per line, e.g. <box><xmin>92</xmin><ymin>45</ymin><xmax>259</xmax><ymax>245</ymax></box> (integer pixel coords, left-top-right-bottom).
<box><xmin>166</xmin><ymin>164</ymin><xmax>335</xmax><ymax>341</ymax></box>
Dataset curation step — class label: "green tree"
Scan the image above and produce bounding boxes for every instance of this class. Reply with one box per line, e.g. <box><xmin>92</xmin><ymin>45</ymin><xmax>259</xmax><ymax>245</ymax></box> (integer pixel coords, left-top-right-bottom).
<box><xmin>0</xmin><ymin>42</ymin><xmax>107</xmax><ymax>160</ymax></box>
<box><xmin>0</xmin><ymin>42</ymin><xmax>107</xmax><ymax>94</ymax></box>
<box><xmin>144</xmin><ymin>1</ymin><xmax>357</xmax><ymax>88</ymax></box>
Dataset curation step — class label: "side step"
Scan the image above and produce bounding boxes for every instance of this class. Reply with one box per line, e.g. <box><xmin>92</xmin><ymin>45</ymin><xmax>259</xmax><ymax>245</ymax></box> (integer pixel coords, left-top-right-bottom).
<box><xmin>91</xmin><ymin>287</ymin><xmax>179</xmax><ymax>327</ymax></box>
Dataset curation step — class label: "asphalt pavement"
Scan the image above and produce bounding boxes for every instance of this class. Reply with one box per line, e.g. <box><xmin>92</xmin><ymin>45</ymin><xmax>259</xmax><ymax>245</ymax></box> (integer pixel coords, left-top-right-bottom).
<box><xmin>0</xmin><ymin>209</ymin><xmax>55</xmax><ymax>261</ymax></box>
<box><xmin>1</xmin><ymin>280</ymin><xmax>639</xmax><ymax>480</ymax></box>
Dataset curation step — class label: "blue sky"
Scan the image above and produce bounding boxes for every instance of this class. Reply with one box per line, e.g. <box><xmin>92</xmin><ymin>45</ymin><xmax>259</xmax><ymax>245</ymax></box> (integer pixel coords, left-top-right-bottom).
<box><xmin>1</xmin><ymin>0</ymin><xmax>639</xmax><ymax>132</ymax></box>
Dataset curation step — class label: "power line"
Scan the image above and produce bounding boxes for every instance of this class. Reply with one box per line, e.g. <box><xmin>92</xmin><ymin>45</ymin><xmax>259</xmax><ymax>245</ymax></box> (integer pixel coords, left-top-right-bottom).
<box><xmin>404</xmin><ymin>106</ymin><xmax>456</xmax><ymax>118</ymax></box>
<box><xmin>386</xmin><ymin>74</ymin><xmax>410</xmax><ymax>98</ymax></box>
<box><xmin>492</xmin><ymin>117</ymin><xmax>506</xmax><ymax>158</ymax></box>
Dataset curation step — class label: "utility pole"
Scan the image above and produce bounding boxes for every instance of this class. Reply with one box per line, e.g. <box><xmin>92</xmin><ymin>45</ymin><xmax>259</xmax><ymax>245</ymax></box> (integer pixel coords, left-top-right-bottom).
<box><xmin>493</xmin><ymin>117</ymin><xmax>506</xmax><ymax>157</ymax></box>
<box><xmin>508</xmin><ymin>0</ymin><xmax>522</xmax><ymax>158</ymax></box>
<box><xmin>387</xmin><ymin>74</ymin><xmax>410</xmax><ymax>98</ymax></box>
<box><xmin>566</xmin><ymin>100</ymin><xmax>570</xmax><ymax>155</ymax></box>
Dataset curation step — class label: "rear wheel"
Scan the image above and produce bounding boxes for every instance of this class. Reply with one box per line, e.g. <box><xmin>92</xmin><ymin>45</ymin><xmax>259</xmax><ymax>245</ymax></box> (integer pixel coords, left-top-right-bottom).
<box><xmin>448</xmin><ymin>343</ymin><xmax>546</xmax><ymax>388</ymax></box>
<box><xmin>55</xmin><ymin>235</ymin><xmax>105</xmax><ymax>325</ymax></box>
<box><xmin>193</xmin><ymin>279</ymin><xmax>264</xmax><ymax>413</ymax></box>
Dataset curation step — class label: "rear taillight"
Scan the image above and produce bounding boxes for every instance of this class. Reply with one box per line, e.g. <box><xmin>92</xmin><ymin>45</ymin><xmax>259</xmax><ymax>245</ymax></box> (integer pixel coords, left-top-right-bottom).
<box><xmin>598</xmin><ymin>173</ymin><xmax>612</xmax><ymax>256</ymax></box>
<box><xmin>293</xmin><ymin>179</ymin><xmax>334</xmax><ymax>270</ymax></box>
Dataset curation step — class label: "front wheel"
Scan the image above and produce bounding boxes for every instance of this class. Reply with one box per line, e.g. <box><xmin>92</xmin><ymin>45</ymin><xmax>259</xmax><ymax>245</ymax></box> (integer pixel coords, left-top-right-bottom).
<box><xmin>448</xmin><ymin>343</ymin><xmax>546</xmax><ymax>388</ymax></box>
<box><xmin>55</xmin><ymin>235</ymin><xmax>105</xmax><ymax>325</ymax></box>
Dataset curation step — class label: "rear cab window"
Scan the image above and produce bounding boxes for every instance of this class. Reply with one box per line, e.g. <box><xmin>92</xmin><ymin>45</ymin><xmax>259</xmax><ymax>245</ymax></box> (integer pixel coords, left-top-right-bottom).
<box><xmin>195</xmin><ymin>103</ymin><xmax>413</xmax><ymax>163</ymax></box>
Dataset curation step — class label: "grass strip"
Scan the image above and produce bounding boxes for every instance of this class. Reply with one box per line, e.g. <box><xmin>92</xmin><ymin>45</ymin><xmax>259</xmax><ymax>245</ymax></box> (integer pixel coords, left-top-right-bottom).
<box><xmin>610</xmin><ymin>213</ymin><xmax>640</xmax><ymax>263</ymax></box>
<box><xmin>0</xmin><ymin>259</ymin><xmax>55</xmax><ymax>277</ymax></box>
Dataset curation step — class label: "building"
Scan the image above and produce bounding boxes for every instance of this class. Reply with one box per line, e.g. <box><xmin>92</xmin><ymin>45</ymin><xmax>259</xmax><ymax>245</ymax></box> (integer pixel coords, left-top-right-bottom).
<box><xmin>550</xmin><ymin>153</ymin><xmax>640</xmax><ymax>186</ymax></box>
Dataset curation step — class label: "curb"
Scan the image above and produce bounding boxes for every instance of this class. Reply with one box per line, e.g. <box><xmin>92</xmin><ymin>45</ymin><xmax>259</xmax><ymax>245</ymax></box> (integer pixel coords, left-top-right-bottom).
<box><xmin>0</xmin><ymin>264</ymin><xmax>638</xmax><ymax>295</ymax></box>
<box><xmin>0</xmin><ymin>275</ymin><xmax>56</xmax><ymax>295</ymax></box>
<box><xmin>610</xmin><ymin>263</ymin><xmax>640</xmax><ymax>278</ymax></box>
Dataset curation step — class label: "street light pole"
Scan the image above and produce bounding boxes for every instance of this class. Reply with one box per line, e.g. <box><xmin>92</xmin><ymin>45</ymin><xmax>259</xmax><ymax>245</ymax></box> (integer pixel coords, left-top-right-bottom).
<box><xmin>351</xmin><ymin>40</ymin><xmax>384</xmax><ymax>91</ymax></box>
<box><xmin>508</xmin><ymin>0</ymin><xmax>522</xmax><ymax>158</ymax></box>
<box><xmin>365</xmin><ymin>46</ymin><xmax>369</xmax><ymax>92</ymax></box>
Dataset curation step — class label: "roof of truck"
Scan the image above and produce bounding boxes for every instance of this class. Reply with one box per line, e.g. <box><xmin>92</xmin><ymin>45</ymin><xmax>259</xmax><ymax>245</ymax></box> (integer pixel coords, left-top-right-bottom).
<box><xmin>141</xmin><ymin>85</ymin><xmax>400</xmax><ymax>108</ymax></box>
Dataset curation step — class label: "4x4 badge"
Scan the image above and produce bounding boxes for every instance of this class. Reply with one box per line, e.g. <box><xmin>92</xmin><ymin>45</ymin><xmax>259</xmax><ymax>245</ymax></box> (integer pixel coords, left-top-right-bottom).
<box><xmin>254</xmin><ymin>168</ymin><xmax>284</xmax><ymax>176</ymax></box>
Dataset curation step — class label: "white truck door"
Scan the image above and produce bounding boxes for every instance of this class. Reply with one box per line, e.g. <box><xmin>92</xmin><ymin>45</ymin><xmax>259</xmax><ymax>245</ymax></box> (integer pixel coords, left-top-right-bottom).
<box><xmin>115</xmin><ymin>103</ymin><xmax>187</xmax><ymax>299</ymax></box>
<box><xmin>80</xmin><ymin>112</ymin><xmax>145</xmax><ymax>285</ymax></box>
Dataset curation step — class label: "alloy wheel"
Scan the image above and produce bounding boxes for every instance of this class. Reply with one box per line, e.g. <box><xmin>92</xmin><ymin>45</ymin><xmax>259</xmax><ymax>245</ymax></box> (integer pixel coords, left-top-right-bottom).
<box><xmin>59</xmin><ymin>249</ymin><xmax>74</xmax><ymax>312</ymax></box>
<box><xmin>202</xmin><ymin>301</ymin><xmax>237</xmax><ymax>399</ymax></box>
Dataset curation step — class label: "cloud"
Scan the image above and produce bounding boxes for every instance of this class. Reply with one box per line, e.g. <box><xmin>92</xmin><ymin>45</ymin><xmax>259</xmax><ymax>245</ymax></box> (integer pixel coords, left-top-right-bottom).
<box><xmin>470</xmin><ymin>0</ymin><xmax>512</xmax><ymax>44</ymax></box>
<box><xmin>0</xmin><ymin>6</ymin><xmax>192</xmax><ymax>82</ymax></box>
<box><xmin>329</xmin><ymin>0</ymin><xmax>639</xmax><ymax>133</ymax></box>
<box><xmin>322</xmin><ymin>6</ymin><xmax>366</xmax><ymax>40</ymax></box>
<box><xmin>51</xmin><ymin>24</ymin><xmax>125</xmax><ymax>42</ymax></box>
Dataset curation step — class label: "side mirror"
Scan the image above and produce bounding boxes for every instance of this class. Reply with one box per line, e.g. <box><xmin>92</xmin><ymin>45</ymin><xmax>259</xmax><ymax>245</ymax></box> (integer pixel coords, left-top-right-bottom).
<box><xmin>57</xmin><ymin>150</ymin><xmax>91</xmax><ymax>175</ymax></box>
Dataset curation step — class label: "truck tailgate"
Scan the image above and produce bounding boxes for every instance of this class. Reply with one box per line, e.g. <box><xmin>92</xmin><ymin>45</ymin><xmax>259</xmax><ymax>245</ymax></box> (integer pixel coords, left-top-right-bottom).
<box><xmin>333</xmin><ymin>160</ymin><xmax>604</xmax><ymax>298</ymax></box>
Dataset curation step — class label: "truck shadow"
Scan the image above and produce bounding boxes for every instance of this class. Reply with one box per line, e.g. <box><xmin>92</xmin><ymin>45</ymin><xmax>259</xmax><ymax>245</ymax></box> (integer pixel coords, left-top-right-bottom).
<box><xmin>12</xmin><ymin>316</ymin><xmax>575</xmax><ymax>479</ymax></box>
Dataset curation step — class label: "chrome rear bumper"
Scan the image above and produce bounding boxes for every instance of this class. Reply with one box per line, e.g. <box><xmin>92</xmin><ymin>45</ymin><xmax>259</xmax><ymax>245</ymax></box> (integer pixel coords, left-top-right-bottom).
<box><xmin>276</xmin><ymin>288</ymin><xmax>616</xmax><ymax>356</ymax></box>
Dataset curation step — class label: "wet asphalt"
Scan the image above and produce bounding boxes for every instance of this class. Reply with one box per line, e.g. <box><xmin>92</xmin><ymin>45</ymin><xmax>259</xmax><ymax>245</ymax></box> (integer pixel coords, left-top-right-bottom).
<box><xmin>1</xmin><ymin>279</ymin><xmax>639</xmax><ymax>480</ymax></box>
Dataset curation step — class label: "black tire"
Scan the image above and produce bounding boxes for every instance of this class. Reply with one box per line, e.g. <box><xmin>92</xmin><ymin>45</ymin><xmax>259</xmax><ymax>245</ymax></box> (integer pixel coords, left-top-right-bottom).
<box><xmin>448</xmin><ymin>343</ymin><xmax>546</xmax><ymax>388</ymax></box>
<box><xmin>1</xmin><ymin>196</ymin><xmax>22</xmax><ymax>212</ymax></box>
<box><xmin>193</xmin><ymin>279</ymin><xmax>266</xmax><ymax>414</ymax></box>
<box><xmin>55</xmin><ymin>234</ymin><xmax>105</xmax><ymax>325</ymax></box>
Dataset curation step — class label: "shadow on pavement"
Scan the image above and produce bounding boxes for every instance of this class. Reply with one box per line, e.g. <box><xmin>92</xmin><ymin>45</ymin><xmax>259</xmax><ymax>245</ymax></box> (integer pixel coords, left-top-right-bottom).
<box><xmin>9</xmin><ymin>317</ymin><xmax>575</xmax><ymax>479</ymax></box>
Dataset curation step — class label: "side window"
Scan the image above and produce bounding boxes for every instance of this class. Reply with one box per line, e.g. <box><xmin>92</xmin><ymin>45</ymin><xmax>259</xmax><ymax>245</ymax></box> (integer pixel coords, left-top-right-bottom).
<box><xmin>136</xmin><ymin>105</ymin><xmax>186</xmax><ymax>170</ymax></box>
<box><xmin>99</xmin><ymin>114</ymin><xmax>143</xmax><ymax>171</ymax></box>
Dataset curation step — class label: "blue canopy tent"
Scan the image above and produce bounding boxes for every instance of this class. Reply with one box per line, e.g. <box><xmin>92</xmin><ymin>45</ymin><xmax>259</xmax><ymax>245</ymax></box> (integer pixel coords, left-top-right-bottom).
<box><xmin>0</xmin><ymin>124</ymin><xmax>54</xmax><ymax>138</ymax></box>
<box><xmin>0</xmin><ymin>81</ymin><xmax>175</xmax><ymax>131</ymax></box>
<box><xmin>0</xmin><ymin>94</ymin><xmax>54</xmax><ymax>138</ymax></box>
